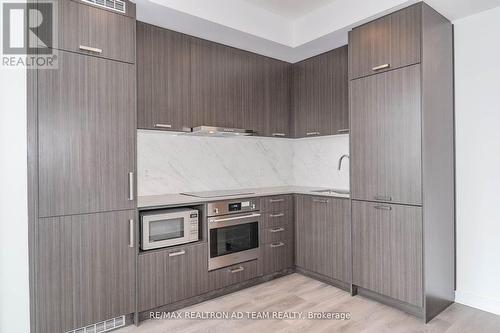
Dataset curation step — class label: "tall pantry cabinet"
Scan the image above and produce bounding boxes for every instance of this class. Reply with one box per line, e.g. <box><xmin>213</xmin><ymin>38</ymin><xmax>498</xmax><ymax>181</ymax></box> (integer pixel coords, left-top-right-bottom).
<box><xmin>349</xmin><ymin>3</ymin><xmax>455</xmax><ymax>322</ymax></box>
<box><xmin>28</xmin><ymin>1</ymin><xmax>137</xmax><ymax>332</ymax></box>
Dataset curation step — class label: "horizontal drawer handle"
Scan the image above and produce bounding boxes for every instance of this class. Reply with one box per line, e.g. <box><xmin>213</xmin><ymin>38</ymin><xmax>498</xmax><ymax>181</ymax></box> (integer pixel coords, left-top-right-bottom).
<box><xmin>79</xmin><ymin>45</ymin><xmax>103</xmax><ymax>54</ymax></box>
<box><xmin>313</xmin><ymin>199</ymin><xmax>329</xmax><ymax>203</ymax></box>
<box><xmin>374</xmin><ymin>205</ymin><xmax>392</xmax><ymax>211</ymax></box>
<box><xmin>270</xmin><ymin>242</ymin><xmax>285</xmax><ymax>248</ymax></box>
<box><xmin>372</xmin><ymin>63</ymin><xmax>390</xmax><ymax>71</ymax></box>
<box><xmin>374</xmin><ymin>196</ymin><xmax>392</xmax><ymax>201</ymax></box>
<box><xmin>154</xmin><ymin>123</ymin><xmax>172</xmax><ymax>129</ymax></box>
<box><xmin>272</xmin><ymin>133</ymin><xmax>286</xmax><ymax>137</ymax></box>
<box><xmin>306</xmin><ymin>131</ymin><xmax>320</xmax><ymax>136</ymax></box>
<box><xmin>269</xmin><ymin>198</ymin><xmax>285</xmax><ymax>203</ymax></box>
<box><xmin>270</xmin><ymin>227</ymin><xmax>285</xmax><ymax>233</ymax></box>
<box><xmin>337</xmin><ymin>129</ymin><xmax>350</xmax><ymax>134</ymax></box>
<box><xmin>168</xmin><ymin>250</ymin><xmax>186</xmax><ymax>257</ymax></box>
<box><xmin>229</xmin><ymin>266</ymin><xmax>244</xmax><ymax>274</ymax></box>
<box><xmin>269</xmin><ymin>213</ymin><xmax>285</xmax><ymax>218</ymax></box>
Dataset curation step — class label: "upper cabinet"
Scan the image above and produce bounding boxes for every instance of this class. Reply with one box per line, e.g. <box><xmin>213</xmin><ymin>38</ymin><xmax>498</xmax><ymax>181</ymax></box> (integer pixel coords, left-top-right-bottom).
<box><xmin>292</xmin><ymin>46</ymin><xmax>349</xmax><ymax>138</ymax></box>
<box><xmin>349</xmin><ymin>3</ymin><xmax>421</xmax><ymax>80</ymax></box>
<box><xmin>137</xmin><ymin>22</ymin><xmax>192</xmax><ymax>131</ymax></box>
<box><xmin>51</xmin><ymin>0</ymin><xmax>136</xmax><ymax>64</ymax></box>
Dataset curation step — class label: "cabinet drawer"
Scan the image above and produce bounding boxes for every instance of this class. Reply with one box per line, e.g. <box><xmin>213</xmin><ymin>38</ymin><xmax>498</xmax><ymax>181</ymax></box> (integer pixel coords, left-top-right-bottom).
<box><xmin>208</xmin><ymin>260</ymin><xmax>260</xmax><ymax>291</ymax></box>
<box><xmin>54</xmin><ymin>0</ymin><xmax>135</xmax><ymax>63</ymax></box>
<box><xmin>260</xmin><ymin>195</ymin><xmax>293</xmax><ymax>213</ymax></box>
<box><xmin>138</xmin><ymin>243</ymin><xmax>209</xmax><ymax>312</ymax></box>
<box><xmin>261</xmin><ymin>223</ymin><xmax>293</xmax><ymax>244</ymax></box>
<box><xmin>262</xmin><ymin>210</ymin><xmax>293</xmax><ymax>228</ymax></box>
<box><xmin>261</xmin><ymin>240</ymin><xmax>294</xmax><ymax>275</ymax></box>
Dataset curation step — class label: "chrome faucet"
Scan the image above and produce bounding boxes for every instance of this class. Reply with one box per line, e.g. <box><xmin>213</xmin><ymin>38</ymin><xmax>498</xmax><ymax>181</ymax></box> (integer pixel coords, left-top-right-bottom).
<box><xmin>338</xmin><ymin>154</ymin><xmax>350</xmax><ymax>171</ymax></box>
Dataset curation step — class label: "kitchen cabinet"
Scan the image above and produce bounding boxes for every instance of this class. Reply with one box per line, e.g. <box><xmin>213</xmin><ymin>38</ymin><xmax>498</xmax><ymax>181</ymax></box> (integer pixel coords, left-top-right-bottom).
<box><xmin>292</xmin><ymin>46</ymin><xmax>349</xmax><ymax>138</ymax></box>
<box><xmin>352</xmin><ymin>201</ymin><xmax>423</xmax><ymax>307</ymax></box>
<box><xmin>35</xmin><ymin>210</ymin><xmax>136</xmax><ymax>333</ymax></box>
<box><xmin>208</xmin><ymin>260</ymin><xmax>261</xmax><ymax>291</ymax></box>
<box><xmin>37</xmin><ymin>51</ymin><xmax>136</xmax><ymax>217</ymax></box>
<box><xmin>261</xmin><ymin>241</ymin><xmax>294</xmax><ymax>275</ymax></box>
<box><xmin>350</xmin><ymin>64</ymin><xmax>422</xmax><ymax>205</ymax></box>
<box><xmin>138</xmin><ymin>243</ymin><xmax>209</xmax><ymax>312</ymax></box>
<box><xmin>137</xmin><ymin>22</ymin><xmax>192</xmax><ymax>131</ymax></box>
<box><xmin>51</xmin><ymin>0</ymin><xmax>136</xmax><ymax>64</ymax></box>
<box><xmin>349</xmin><ymin>3</ymin><xmax>421</xmax><ymax>80</ymax></box>
<box><xmin>295</xmin><ymin>195</ymin><xmax>351</xmax><ymax>283</ymax></box>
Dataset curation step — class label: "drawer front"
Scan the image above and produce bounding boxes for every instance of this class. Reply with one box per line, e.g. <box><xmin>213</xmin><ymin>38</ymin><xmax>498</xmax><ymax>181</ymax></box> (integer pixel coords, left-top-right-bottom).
<box><xmin>261</xmin><ymin>240</ymin><xmax>294</xmax><ymax>275</ymax></box>
<box><xmin>138</xmin><ymin>243</ymin><xmax>209</xmax><ymax>311</ymax></box>
<box><xmin>261</xmin><ymin>223</ymin><xmax>293</xmax><ymax>244</ymax></box>
<box><xmin>260</xmin><ymin>195</ymin><xmax>293</xmax><ymax>213</ymax></box>
<box><xmin>55</xmin><ymin>0</ymin><xmax>136</xmax><ymax>63</ymax></box>
<box><xmin>208</xmin><ymin>260</ymin><xmax>260</xmax><ymax>291</ymax></box>
<box><xmin>262</xmin><ymin>210</ymin><xmax>293</xmax><ymax>228</ymax></box>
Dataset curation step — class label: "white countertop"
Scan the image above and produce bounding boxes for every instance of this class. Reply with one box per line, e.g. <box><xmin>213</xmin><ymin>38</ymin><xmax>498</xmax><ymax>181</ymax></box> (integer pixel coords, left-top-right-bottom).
<box><xmin>138</xmin><ymin>186</ymin><xmax>350</xmax><ymax>209</ymax></box>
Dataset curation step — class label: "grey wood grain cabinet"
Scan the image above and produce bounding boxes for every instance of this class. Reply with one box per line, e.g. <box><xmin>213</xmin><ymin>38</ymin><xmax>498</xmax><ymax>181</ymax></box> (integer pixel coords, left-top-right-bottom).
<box><xmin>136</xmin><ymin>22</ymin><xmax>192</xmax><ymax>131</ymax></box>
<box><xmin>292</xmin><ymin>46</ymin><xmax>349</xmax><ymax>138</ymax></box>
<box><xmin>35</xmin><ymin>210</ymin><xmax>136</xmax><ymax>333</ymax></box>
<box><xmin>352</xmin><ymin>201</ymin><xmax>423</xmax><ymax>307</ymax></box>
<box><xmin>294</xmin><ymin>195</ymin><xmax>351</xmax><ymax>283</ymax></box>
<box><xmin>37</xmin><ymin>51</ymin><xmax>136</xmax><ymax>217</ymax></box>
<box><xmin>349</xmin><ymin>3</ymin><xmax>421</xmax><ymax>80</ymax></box>
<box><xmin>138</xmin><ymin>243</ymin><xmax>209</xmax><ymax>312</ymax></box>
<box><xmin>350</xmin><ymin>64</ymin><xmax>422</xmax><ymax>205</ymax></box>
<box><xmin>50</xmin><ymin>0</ymin><xmax>136</xmax><ymax>64</ymax></box>
<box><xmin>261</xmin><ymin>241</ymin><xmax>294</xmax><ymax>275</ymax></box>
<box><xmin>208</xmin><ymin>260</ymin><xmax>261</xmax><ymax>291</ymax></box>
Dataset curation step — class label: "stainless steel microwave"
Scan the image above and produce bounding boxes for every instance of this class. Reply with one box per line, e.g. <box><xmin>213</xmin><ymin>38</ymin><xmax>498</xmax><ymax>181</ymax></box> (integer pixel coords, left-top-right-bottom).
<box><xmin>140</xmin><ymin>208</ymin><xmax>199</xmax><ymax>250</ymax></box>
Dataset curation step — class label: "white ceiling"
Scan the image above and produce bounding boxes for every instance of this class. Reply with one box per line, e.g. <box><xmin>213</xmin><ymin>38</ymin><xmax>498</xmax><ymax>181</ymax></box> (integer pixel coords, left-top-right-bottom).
<box><xmin>136</xmin><ymin>0</ymin><xmax>500</xmax><ymax>62</ymax></box>
<box><xmin>242</xmin><ymin>0</ymin><xmax>337</xmax><ymax>19</ymax></box>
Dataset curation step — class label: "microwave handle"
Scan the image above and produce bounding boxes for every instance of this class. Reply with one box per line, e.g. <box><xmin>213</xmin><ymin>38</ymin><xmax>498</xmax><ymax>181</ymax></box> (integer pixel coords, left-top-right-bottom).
<box><xmin>129</xmin><ymin>219</ymin><xmax>134</xmax><ymax>248</ymax></box>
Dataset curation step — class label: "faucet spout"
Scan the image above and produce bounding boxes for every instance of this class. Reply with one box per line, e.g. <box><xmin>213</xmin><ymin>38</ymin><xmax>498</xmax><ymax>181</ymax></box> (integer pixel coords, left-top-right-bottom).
<box><xmin>338</xmin><ymin>154</ymin><xmax>350</xmax><ymax>171</ymax></box>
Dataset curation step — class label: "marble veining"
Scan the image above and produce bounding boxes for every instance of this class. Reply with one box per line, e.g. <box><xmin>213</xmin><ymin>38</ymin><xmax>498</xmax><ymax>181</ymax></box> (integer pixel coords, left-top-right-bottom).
<box><xmin>137</xmin><ymin>130</ymin><xmax>350</xmax><ymax>196</ymax></box>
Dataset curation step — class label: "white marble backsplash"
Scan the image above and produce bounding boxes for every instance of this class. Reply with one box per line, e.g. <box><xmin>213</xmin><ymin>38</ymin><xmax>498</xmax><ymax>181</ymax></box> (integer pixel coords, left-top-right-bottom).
<box><xmin>138</xmin><ymin>130</ymin><xmax>349</xmax><ymax>196</ymax></box>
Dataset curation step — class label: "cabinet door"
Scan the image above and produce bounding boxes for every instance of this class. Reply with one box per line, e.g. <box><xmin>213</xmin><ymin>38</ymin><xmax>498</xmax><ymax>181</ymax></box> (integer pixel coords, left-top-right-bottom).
<box><xmin>295</xmin><ymin>195</ymin><xmax>351</xmax><ymax>282</ymax></box>
<box><xmin>261</xmin><ymin>240</ymin><xmax>294</xmax><ymax>275</ymax></box>
<box><xmin>352</xmin><ymin>201</ymin><xmax>423</xmax><ymax>307</ymax></box>
<box><xmin>349</xmin><ymin>4</ymin><xmax>421</xmax><ymax>79</ymax></box>
<box><xmin>208</xmin><ymin>260</ymin><xmax>260</xmax><ymax>291</ymax></box>
<box><xmin>138</xmin><ymin>243</ymin><xmax>209</xmax><ymax>312</ymax></box>
<box><xmin>137</xmin><ymin>22</ymin><xmax>191</xmax><ymax>131</ymax></box>
<box><xmin>54</xmin><ymin>0</ymin><xmax>135</xmax><ymax>64</ymax></box>
<box><xmin>350</xmin><ymin>64</ymin><xmax>422</xmax><ymax>205</ymax></box>
<box><xmin>36</xmin><ymin>210</ymin><xmax>136</xmax><ymax>333</ymax></box>
<box><xmin>191</xmin><ymin>38</ymin><xmax>244</xmax><ymax>128</ymax></box>
<box><xmin>291</xmin><ymin>60</ymin><xmax>309</xmax><ymax>137</ymax></box>
<box><xmin>263</xmin><ymin>58</ymin><xmax>291</xmax><ymax>138</ymax></box>
<box><xmin>38</xmin><ymin>51</ymin><xmax>136</xmax><ymax>217</ymax></box>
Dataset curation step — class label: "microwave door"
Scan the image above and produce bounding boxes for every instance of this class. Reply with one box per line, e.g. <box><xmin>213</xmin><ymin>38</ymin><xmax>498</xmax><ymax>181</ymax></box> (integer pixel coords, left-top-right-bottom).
<box><xmin>149</xmin><ymin>218</ymin><xmax>184</xmax><ymax>242</ymax></box>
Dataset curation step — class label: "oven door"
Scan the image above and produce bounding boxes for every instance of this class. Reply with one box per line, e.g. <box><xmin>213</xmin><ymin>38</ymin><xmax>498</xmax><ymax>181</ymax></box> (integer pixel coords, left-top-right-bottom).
<box><xmin>142</xmin><ymin>213</ymin><xmax>190</xmax><ymax>250</ymax></box>
<box><xmin>208</xmin><ymin>212</ymin><xmax>261</xmax><ymax>270</ymax></box>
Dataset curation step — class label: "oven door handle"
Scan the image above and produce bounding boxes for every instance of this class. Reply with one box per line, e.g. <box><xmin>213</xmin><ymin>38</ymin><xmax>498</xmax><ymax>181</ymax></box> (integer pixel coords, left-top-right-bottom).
<box><xmin>209</xmin><ymin>213</ymin><xmax>261</xmax><ymax>223</ymax></box>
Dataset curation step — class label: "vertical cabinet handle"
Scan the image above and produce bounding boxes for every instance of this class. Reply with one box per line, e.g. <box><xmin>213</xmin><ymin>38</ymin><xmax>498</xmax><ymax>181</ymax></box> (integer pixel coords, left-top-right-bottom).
<box><xmin>128</xmin><ymin>172</ymin><xmax>134</xmax><ymax>201</ymax></box>
<box><xmin>129</xmin><ymin>219</ymin><xmax>134</xmax><ymax>248</ymax></box>
<box><xmin>229</xmin><ymin>266</ymin><xmax>245</xmax><ymax>274</ymax></box>
<box><xmin>372</xmin><ymin>63</ymin><xmax>390</xmax><ymax>71</ymax></box>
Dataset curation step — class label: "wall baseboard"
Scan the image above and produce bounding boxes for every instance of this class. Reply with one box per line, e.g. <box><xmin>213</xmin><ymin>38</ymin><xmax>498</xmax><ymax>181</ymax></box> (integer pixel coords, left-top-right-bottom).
<box><xmin>455</xmin><ymin>291</ymin><xmax>500</xmax><ymax>316</ymax></box>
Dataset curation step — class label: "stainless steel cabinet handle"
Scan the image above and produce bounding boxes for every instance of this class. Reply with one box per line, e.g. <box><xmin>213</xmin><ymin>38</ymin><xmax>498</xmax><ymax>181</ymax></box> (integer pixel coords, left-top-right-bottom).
<box><xmin>128</xmin><ymin>172</ymin><xmax>134</xmax><ymax>201</ymax></box>
<box><xmin>169</xmin><ymin>250</ymin><xmax>186</xmax><ymax>257</ymax></box>
<box><xmin>154</xmin><ymin>123</ymin><xmax>172</xmax><ymax>129</ymax></box>
<box><xmin>270</xmin><ymin>227</ymin><xmax>285</xmax><ymax>233</ymax></box>
<box><xmin>313</xmin><ymin>199</ymin><xmax>329</xmax><ymax>203</ymax></box>
<box><xmin>269</xmin><ymin>213</ymin><xmax>285</xmax><ymax>218</ymax></box>
<box><xmin>374</xmin><ymin>205</ymin><xmax>392</xmax><ymax>211</ymax></box>
<box><xmin>272</xmin><ymin>133</ymin><xmax>286</xmax><ymax>137</ymax></box>
<box><xmin>306</xmin><ymin>131</ymin><xmax>320</xmax><ymax>136</ymax></box>
<box><xmin>372</xmin><ymin>63</ymin><xmax>390</xmax><ymax>71</ymax></box>
<box><xmin>269</xmin><ymin>198</ymin><xmax>285</xmax><ymax>203</ymax></box>
<box><xmin>128</xmin><ymin>219</ymin><xmax>134</xmax><ymax>248</ymax></box>
<box><xmin>271</xmin><ymin>242</ymin><xmax>285</xmax><ymax>248</ymax></box>
<box><xmin>337</xmin><ymin>129</ymin><xmax>350</xmax><ymax>134</ymax></box>
<box><xmin>229</xmin><ymin>266</ymin><xmax>244</xmax><ymax>274</ymax></box>
<box><xmin>374</xmin><ymin>195</ymin><xmax>392</xmax><ymax>201</ymax></box>
<box><xmin>79</xmin><ymin>45</ymin><xmax>103</xmax><ymax>54</ymax></box>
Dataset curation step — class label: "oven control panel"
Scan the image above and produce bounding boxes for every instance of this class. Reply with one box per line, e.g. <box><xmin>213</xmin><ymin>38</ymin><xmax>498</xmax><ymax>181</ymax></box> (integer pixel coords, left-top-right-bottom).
<box><xmin>207</xmin><ymin>198</ymin><xmax>259</xmax><ymax>217</ymax></box>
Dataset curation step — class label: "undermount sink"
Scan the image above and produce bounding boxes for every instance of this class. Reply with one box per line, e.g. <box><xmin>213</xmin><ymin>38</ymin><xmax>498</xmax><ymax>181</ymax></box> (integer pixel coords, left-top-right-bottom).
<box><xmin>311</xmin><ymin>189</ymin><xmax>350</xmax><ymax>195</ymax></box>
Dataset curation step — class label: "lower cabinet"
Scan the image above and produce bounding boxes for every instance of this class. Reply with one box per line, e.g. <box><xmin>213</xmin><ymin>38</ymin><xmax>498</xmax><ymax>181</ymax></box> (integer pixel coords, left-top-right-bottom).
<box><xmin>208</xmin><ymin>260</ymin><xmax>261</xmax><ymax>290</ymax></box>
<box><xmin>352</xmin><ymin>201</ymin><xmax>423</xmax><ymax>307</ymax></box>
<box><xmin>261</xmin><ymin>241</ymin><xmax>294</xmax><ymax>275</ymax></box>
<box><xmin>36</xmin><ymin>210</ymin><xmax>136</xmax><ymax>333</ymax></box>
<box><xmin>138</xmin><ymin>242</ymin><xmax>209</xmax><ymax>312</ymax></box>
<box><xmin>295</xmin><ymin>195</ymin><xmax>351</xmax><ymax>283</ymax></box>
